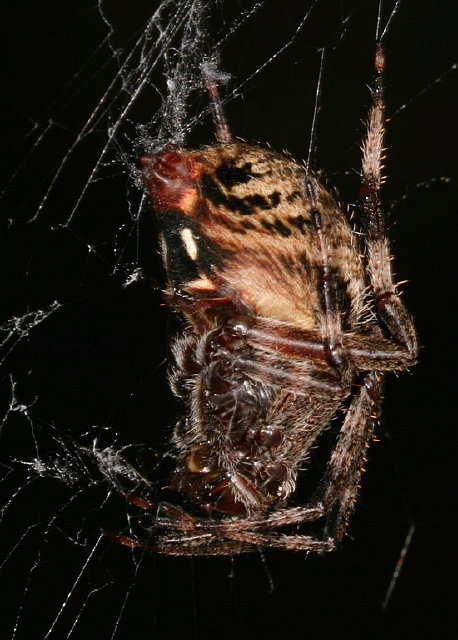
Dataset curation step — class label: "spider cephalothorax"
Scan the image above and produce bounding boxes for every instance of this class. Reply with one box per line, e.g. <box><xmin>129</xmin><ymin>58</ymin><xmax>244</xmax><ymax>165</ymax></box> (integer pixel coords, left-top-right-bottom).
<box><xmin>129</xmin><ymin>43</ymin><xmax>417</xmax><ymax>555</ymax></box>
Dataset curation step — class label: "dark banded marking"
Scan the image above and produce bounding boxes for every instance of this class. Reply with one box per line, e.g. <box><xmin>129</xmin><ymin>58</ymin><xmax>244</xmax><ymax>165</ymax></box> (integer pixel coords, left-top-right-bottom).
<box><xmin>298</xmin><ymin>252</ymin><xmax>313</xmax><ymax>278</ymax></box>
<box><xmin>289</xmin><ymin>215</ymin><xmax>312</xmax><ymax>234</ymax></box>
<box><xmin>279</xmin><ymin>254</ymin><xmax>297</xmax><ymax>274</ymax></box>
<box><xmin>202</xmin><ymin>174</ymin><xmax>280</xmax><ymax>216</ymax></box>
<box><xmin>216</xmin><ymin>214</ymin><xmax>248</xmax><ymax>234</ymax></box>
<box><xmin>286</xmin><ymin>190</ymin><xmax>303</xmax><ymax>203</ymax></box>
<box><xmin>261</xmin><ymin>219</ymin><xmax>292</xmax><ymax>237</ymax></box>
<box><xmin>215</xmin><ymin>160</ymin><xmax>256</xmax><ymax>188</ymax></box>
<box><xmin>269</xmin><ymin>192</ymin><xmax>281</xmax><ymax>207</ymax></box>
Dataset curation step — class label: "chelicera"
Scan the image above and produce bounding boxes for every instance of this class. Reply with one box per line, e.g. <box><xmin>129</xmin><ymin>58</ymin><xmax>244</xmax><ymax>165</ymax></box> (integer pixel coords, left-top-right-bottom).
<box><xmin>119</xmin><ymin>42</ymin><xmax>417</xmax><ymax>555</ymax></box>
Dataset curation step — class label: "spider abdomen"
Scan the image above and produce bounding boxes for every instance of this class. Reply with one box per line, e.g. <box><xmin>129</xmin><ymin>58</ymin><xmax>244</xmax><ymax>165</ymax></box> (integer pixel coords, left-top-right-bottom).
<box><xmin>142</xmin><ymin>143</ymin><xmax>367</xmax><ymax>333</ymax></box>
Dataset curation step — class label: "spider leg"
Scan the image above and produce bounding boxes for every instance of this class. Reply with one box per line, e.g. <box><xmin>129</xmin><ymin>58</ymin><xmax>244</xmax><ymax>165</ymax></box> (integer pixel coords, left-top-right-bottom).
<box><xmin>147</xmin><ymin>527</ymin><xmax>331</xmax><ymax>556</ymax></box>
<box><xmin>106</xmin><ymin>529</ymin><xmax>255</xmax><ymax>556</ymax></box>
<box><xmin>310</xmin><ymin>370</ymin><xmax>383</xmax><ymax>546</ymax></box>
<box><xmin>217</xmin><ymin>530</ymin><xmax>331</xmax><ymax>553</ymax></box>
<box><xmin>237</xmin><ymin>318</ymin><xmax>414</xmax><ymax>373</ymax></box>
<box><xmin>127</xmin><ymin>499</ymin><xmax>324</xmax><ymax>534</ymax></box>
<box><xmin>360</xmin><ymin>44</ymin><xmax>417</xmax><ymax>361</ymax></box>
<box><xmin>152</xmin><ymin>536</ymin><xmax>253</xmax><ymax>556</ymax></box>
<box><xmin>305</xmin><ymin>177</ymin><xmax>351</xmax><ymax>384</ymax></box>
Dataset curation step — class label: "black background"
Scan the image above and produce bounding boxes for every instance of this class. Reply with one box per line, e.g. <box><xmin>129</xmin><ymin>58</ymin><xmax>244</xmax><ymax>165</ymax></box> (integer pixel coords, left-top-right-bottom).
<box><xmin>0</xmin><ymin>1</ymin><xmax>457</xmax><ymax>639</ymax></box>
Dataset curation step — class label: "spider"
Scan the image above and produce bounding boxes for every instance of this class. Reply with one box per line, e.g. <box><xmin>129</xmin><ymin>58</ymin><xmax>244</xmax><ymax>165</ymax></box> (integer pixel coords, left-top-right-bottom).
<box><xmin>124</xmin><ymin>42</ymin><xmax>418</xmax><ymax>555</ymax></box>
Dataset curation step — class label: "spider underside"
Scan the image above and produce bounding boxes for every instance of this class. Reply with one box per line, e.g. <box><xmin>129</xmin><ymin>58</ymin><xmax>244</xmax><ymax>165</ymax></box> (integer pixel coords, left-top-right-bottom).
<box><xmin>127</xmin><ymin>43</ymin><xmax>417</xmax><ymax>555</ymax></box>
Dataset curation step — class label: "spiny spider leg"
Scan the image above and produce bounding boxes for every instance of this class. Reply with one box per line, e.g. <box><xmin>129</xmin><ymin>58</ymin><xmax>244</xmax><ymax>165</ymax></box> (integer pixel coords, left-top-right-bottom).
<box><xmin>310</xmin><ymin>371</ymin><xmax>383</xmax><ymax>545</ymax></box>
<box><xmin>360</xmin><ymin>44</ymin><xmax>418</xmax><ymax>360</ymax></box>
<box><xmin>233</xmin><ymin>320</ymin><xmax>416</xmax><ymax>373</ymax></box>
<box><xmin>305</xmin><ymin>177</ymin><xmax>351</xmax><ymax>383</ymax></box>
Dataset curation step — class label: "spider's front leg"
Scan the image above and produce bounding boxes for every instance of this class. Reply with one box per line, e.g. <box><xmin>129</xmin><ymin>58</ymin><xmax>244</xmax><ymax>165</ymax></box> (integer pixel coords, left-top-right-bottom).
<box><xmin>360</xmin><ymin>44</ymin><xmax>418</xmax><ymax>363</ymax></box>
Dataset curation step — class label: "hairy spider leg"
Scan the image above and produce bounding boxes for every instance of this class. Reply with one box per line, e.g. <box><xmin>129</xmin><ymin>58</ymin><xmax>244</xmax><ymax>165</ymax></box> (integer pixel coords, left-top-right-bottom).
<box><xmin>360</xmin><ymin>44</ymin><xmax>417</xmax><ymax>361</ymax></box>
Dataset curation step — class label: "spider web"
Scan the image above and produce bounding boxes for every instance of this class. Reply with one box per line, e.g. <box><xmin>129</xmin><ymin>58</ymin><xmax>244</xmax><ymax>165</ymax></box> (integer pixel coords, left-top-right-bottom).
<box><xmin>0</xmin><ymin>0</ymin><xmax>456</xmax><ymax>637</ymax></box>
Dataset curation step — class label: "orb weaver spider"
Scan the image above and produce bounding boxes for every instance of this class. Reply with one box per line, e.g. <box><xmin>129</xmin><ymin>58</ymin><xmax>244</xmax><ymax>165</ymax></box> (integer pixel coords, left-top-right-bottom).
<box><xmin>115</xmin><ymin>42</ymin><xmax>417</xmax><ymax>556</ymax></box>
